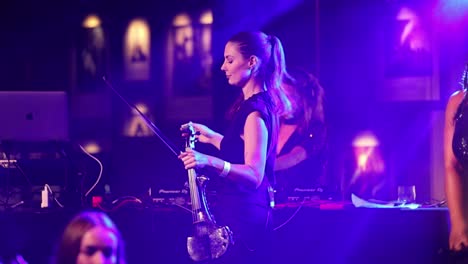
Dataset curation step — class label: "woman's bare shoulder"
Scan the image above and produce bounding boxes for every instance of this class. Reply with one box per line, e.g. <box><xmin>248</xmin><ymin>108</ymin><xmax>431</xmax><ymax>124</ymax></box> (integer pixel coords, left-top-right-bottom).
<box><xmin>447</xmin><ymin>89</ymin><xmax>466</xmax><ymax>110</ymax></box>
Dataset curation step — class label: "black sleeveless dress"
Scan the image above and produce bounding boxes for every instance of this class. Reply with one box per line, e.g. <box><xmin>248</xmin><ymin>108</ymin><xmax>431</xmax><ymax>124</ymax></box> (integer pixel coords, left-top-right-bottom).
<box><xmin>212</xmin><ymin>91</ymin><xmax>277</xmax><ymax>264</ymax></box>
<box><xmin>275</xmin><ymin>118</ymin><xmax>327</xmax><ymax>201</ymax></box>
<box><xmin>453</xmin><ymin>97</ymin><xmax>468</xmax><ymax>170</ymax></box>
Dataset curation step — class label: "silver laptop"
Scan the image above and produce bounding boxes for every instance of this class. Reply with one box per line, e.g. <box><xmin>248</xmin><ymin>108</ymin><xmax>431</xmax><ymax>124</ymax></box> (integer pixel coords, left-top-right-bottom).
<box><xmin>0</xmin><ymin>91</ymin><xmax>69</xmax><ymax>141</ymax></box>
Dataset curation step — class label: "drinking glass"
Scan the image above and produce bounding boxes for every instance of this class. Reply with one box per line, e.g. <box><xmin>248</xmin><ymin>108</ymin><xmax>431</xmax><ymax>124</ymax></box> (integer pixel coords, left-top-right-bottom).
<box><xmin>397</xmin><ymin>185</ymin><xmax>416</xmax><ymax>203</ymax></box>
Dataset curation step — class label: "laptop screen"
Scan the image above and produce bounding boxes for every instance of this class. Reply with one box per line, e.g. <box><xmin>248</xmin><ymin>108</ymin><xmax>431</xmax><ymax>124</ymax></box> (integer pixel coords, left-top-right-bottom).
<box><xmin>0</xmin><ymin>91</ymin><xmax>69</xmax><ymax>142</ymax></box>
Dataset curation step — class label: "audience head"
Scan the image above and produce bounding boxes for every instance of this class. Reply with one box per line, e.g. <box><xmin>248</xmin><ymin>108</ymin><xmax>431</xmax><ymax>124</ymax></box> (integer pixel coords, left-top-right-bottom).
<box><xmin>55</xmin><ymin>211</ymin><xmax>125</xmax><ymax>264</ymax></box>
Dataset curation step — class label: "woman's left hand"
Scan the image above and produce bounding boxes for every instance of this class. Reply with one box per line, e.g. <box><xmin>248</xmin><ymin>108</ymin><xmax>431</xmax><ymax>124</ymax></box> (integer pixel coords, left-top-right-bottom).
<box><xmin>178</xmin><ymin>148</ymin><xmax>209</xmax><ymax>170</ymax></box>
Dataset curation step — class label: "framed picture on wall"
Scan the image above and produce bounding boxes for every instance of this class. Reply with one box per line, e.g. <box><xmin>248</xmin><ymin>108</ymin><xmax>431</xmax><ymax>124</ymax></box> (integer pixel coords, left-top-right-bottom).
<box><xmin>164</xmin><ymin>11</ymin><xmax>214</xmax><ymax>121</ymax></box>
<box><xmin>379</xmin><ymin>5</ymin><xmax>439</xmax><ymax>102</ymax></box>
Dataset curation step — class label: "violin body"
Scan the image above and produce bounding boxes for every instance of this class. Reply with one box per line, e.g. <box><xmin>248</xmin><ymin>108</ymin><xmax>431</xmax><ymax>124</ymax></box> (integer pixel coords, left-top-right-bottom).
<box><xmin>187</xmin><ymin>176</ymin><xmax>232</xmax><ymax>261</ymax></box>
<box><xmin>184</xmin><ymin>123</ymin><xmax>233</xmax><ymax>262</ymax></box>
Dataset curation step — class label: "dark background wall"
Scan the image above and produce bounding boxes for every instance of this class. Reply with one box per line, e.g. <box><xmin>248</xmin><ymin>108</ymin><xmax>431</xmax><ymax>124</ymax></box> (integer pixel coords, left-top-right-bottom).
<box><xmin>1</xmin><ymin>0</ymin><xmax>467</xmax><ymax>204</ymax></box>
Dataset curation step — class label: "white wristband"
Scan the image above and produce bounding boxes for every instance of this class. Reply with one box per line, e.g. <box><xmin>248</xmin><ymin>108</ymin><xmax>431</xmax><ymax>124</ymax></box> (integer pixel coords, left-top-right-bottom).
<box><xmin>219</xmin><ymin>161</ymin><xmax>231</xmax><ymax>178</ymax></box>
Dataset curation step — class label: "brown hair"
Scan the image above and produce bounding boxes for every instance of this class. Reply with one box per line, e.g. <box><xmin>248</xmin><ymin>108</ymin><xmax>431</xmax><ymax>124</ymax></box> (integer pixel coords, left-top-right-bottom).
<box><xmin>54</xmin><ymin>211</ymin><xmax>126</xmax><ymax>264</ymax></box>
<box><xmin>282</xmin><ymin>68</ymin><xmax>325</xmax><ymax>133</ymax></box>
<box><xmin>226</xmin><ymin>31</ymin><xmax>292</xmax><ymax>119</ymax></box>
<box><xmin>453</xmin><ymin>63</ymin><xmax>468</xmax><ymax>122</ymax></box>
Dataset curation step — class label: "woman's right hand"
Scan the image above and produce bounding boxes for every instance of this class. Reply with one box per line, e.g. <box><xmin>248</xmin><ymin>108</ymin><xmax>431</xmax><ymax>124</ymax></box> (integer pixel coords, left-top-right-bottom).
<box><xmin>450</xmin><ymin>224</ymin><xmax>468</xmax><ymax>251</ymax></box>
<box><xmin>180</xmin><ymin>122</ymin><xmax>216</xmax><ymax>145</ymax></box>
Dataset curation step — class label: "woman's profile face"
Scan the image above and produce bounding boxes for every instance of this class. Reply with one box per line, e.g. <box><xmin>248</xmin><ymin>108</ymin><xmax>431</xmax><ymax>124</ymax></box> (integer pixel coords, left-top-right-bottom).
<box><xmin>77</xmin><ymin>226</ymin><xmax>118</xmax><ymax>264</ymax></box>
<box><xmin>220</xmin><ymin>41</ymin><xmax>251</xmax><ymax>87</ymax></box>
